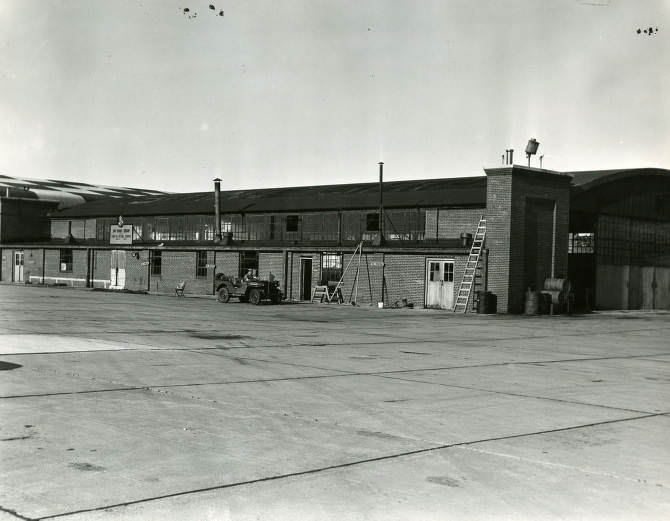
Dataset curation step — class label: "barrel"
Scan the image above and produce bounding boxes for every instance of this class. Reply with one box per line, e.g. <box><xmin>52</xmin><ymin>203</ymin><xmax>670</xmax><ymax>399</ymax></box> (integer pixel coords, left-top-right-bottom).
<box><xmin>543</xmin><ymin>278</ymin><xmax>569</xmax><ymax>292</ymax></box>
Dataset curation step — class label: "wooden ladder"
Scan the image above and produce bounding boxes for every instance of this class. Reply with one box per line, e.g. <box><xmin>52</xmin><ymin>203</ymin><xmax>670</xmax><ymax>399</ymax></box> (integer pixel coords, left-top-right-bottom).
<box><xmin>453</xmin><ymin>216</ymin><xmax>486</xmax><ymax>313</ymax></box>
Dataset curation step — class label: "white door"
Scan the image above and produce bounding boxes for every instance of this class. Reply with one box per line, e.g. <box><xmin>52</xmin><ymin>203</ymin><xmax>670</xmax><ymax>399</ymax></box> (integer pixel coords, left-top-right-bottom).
<box><xmin>425</xmin><ymin>259</ymin><xmax>454</xmax><ymax>309</ymax></box>
<box><xmin>110</xmin><ymin>250</ymin><xmax>126</xmax><ymax>289</ymax></box>
<box><xmin>13</xmin><ymin>251</ymin><xmax>24</xmax><ymax>283</ymax></box>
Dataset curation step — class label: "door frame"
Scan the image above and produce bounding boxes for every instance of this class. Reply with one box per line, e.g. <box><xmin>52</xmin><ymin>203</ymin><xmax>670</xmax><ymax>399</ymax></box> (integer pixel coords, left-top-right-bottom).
<box><xmin>13</xmin><ymin>250</ymin><xmax>24</xmax><ymax>283</ymax></box>
<box><xmin>425</xmin><ymin>257</ymin><xmax>455</xmax><ymax>309</ymax></box>
<box><xmin>300</xmin><ymin>257</ymin><xmax>313</xmax><ymax>300</ymax></box>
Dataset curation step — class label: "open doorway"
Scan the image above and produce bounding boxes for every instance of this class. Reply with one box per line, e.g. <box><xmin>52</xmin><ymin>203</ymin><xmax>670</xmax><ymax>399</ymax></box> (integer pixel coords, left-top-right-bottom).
<box><xmin>300</xmin><ymin>258</ymin><xmax>312</xmax><ymax>300</ymax></box>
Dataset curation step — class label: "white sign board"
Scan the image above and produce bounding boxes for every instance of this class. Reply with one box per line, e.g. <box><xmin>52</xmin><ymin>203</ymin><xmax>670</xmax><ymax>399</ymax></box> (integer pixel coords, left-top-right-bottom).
<box><xmin>110</xmin><ymin>225</ymin><xmax>133</xmax><ymax>245</ymax></box>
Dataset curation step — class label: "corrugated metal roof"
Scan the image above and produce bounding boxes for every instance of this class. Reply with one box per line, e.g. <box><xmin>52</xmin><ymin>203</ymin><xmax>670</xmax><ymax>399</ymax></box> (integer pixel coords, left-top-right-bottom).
<box><xmin>47</xmin><ymin>167</ymin><xmax>670</xmax><ymax>219</ymax></box>
<box><xmin>54</xmin><ymin>176</ymin><xmax>488</xmax><ymax>217</ymax></box>
<box><xmin>0</xmin><ymin>174</ymin><xmax>166</xmax><ymax>209</ymax></box>
<box><xmin>568</xmin><ymin>168</ymin><xmax>670</xmax><ymax>190</ymax></box>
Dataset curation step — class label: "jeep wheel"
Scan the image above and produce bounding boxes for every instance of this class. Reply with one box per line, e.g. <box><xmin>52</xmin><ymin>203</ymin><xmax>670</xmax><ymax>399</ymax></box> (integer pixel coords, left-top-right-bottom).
<box><xmin>217</xmin><ymin>286</ymin><xmax>230</xmax><ymax>303</ymax></box>
<box><xmin>249</xmin><ymin>289</ymin><xmax>261</xmax><ymax>305</ymax></box>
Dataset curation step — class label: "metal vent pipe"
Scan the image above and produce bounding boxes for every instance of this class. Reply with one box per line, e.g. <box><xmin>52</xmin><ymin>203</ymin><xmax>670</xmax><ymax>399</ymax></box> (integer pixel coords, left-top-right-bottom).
<box><xmin>378</xmin><ymin>162</ymin><xmax>384</xmax><ymax>241</ymax></box>
<box><xmin>213</xmin><ymin>178</ymin><xmax>222</xmax><ymax>241</ymax></box>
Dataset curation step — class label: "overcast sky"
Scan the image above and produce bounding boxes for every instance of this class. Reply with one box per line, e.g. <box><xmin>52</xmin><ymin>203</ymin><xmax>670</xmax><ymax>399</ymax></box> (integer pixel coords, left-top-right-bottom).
<box><xmin>0</xmin><ymin>0</ymin><xmax>668</xmax><ymax>193</ymax></box>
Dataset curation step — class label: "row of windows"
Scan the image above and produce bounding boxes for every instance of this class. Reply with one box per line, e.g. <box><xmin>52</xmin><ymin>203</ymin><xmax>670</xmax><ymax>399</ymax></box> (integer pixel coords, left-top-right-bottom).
<box><xmin>55</xmin><ymin>249</ymin><xmax>345</xmax><ymax>283</ymax></box>
<box><xmin>54</xmin><ymin>209</ymin><xmax>427</xmax><ymax>243</ymax></box>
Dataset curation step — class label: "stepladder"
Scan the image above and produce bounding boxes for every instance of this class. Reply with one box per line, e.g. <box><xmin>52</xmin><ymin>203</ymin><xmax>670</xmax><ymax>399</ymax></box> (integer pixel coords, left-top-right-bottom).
<box><xmin>453</xmin><ymin>216</ymin><xmax>486</xmax><ymax>313</ymax></box>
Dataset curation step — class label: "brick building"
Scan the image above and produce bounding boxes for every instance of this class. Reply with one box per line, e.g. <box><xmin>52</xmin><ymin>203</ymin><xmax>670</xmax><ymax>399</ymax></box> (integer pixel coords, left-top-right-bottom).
<box><xmin>2</xmin><ymin>166</ymin><xmax>669</xmax><ymax>312</ymax></box>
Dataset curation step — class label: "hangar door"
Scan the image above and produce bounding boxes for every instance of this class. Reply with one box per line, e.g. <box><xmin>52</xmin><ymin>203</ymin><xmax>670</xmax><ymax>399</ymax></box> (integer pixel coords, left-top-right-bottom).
<box><xmin>425</xmin><ymin>259</ymin><xmax>454</xmax><ymax>309</ymax></box>
<box><xmin>595</xmin><ymin>215</ymin><xmax>670</xmax><ymax>310</ymax></box>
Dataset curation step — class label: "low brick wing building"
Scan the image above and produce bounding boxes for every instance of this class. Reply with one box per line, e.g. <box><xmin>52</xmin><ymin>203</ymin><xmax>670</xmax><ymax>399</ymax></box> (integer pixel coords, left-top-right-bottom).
<box><xmin>2</xmin><ymin>166</ymin><xmax>669</xmax><ymax>312</ymax></box>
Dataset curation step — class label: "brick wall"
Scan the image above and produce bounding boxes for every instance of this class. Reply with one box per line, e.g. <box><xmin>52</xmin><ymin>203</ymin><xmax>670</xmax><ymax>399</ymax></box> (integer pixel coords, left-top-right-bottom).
<box><xmin>485</xmin><ymin>172</ymin><xmax>514</xmax><ymax>312</ymax></box>
<box><xmin>23</xmin><ymin>249</ymin><xmax>44</xmax><ymax>283</ymax></box>
<box><xmin>92</xmin><ymin>250</ymin><xmax>111</xmax><ymax>288</ymax></box>
<box><xmin>336</xmin><ymin>252</ymin><xmax>384</xmax><ymax>305</ymax></box>
<box><xmin>384</xmin><ymin>254</ymin><xmax>426</xmax><ymax>308</ymax></box>
<box><xmin>215</xmin><ymin>251</ymin><xmax>239</xmax><ymax>279</ymax></box>
<box><xmin>125</xmin><ymin>250</ymin><xmax>149</xmax><ymax>292</ymax></box>
<box><xmin>147</xmin><ymin>250</ymin><xmax>215</xmax><ymax>295</ymax></box>
<box><xmin>485</xmin><ymin>167</ymin><xmax>571</xmax><ymax>313</ymax></box>
<box><xmin>425</xmin><ymin>208</ymin><xmax>484</xmax><ymax>239</ymax></box>
<box><xmin>437</xmin><ymin>208</ymin><xmax>485</xmax><ymax>238</ymax></box>
<box><xmin>43</xmin><ymin>248</ymin><xmax>88</xmax><ymax>287</ymax></box>
<box><xmin>0</xmin><ymin>249</ymin><xmax>8</xmax><ymax>281</ymax></box>
<box><xmin>259</xmin><ymin>252</ymin><xmax>285</xmax><ymax>290</ymax></box>
<box><xmin>425</xmin><ymin>210</ymin><xmax>438</xmax><ymax>238</ymax></box>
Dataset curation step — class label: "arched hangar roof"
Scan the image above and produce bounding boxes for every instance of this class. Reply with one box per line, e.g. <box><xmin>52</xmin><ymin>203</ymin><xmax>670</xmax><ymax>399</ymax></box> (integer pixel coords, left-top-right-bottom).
<box><xmin>568</xmin><ymin>167</ymin><xmax>670</xmax><ymax>213</ymax></box>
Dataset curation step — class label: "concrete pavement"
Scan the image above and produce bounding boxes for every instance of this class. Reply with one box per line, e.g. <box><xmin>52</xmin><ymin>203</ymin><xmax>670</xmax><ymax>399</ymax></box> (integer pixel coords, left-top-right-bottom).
<box><xmin>0</xmin><ymin>285</ymin><xmax>669</xmax><ymax>520</ymax></box>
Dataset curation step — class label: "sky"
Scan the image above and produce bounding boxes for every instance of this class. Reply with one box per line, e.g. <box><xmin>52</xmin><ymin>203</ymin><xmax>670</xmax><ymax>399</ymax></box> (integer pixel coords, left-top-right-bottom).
<box><xmin>0</xmin><ymin>0</ymin><xmax>668</xmax><ymax>193</ymax></box>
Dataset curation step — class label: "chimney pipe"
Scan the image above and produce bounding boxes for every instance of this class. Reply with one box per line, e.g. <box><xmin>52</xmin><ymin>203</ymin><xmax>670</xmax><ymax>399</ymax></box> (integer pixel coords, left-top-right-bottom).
<box><xmin>213</xmin><ymin>178</ymin><xmax>222</xmax><ymax>241</ymax></box>
<box><xmin>501</xmin><ymin>154</ymin><xmax>505</xmax><ymax>165</ymax></box>
<box><xmin>509</xmin><ymin>149</ymin><xmax>514</xmax><ymax>165</ymax></box>
<box><xmin>378</xmin><ymin>162</ymin><xmax>384</xmax><ymax>242</ymax></box>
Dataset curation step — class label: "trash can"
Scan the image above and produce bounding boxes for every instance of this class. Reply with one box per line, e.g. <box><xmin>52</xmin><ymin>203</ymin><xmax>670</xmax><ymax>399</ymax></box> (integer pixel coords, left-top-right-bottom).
<box><xmin>477</xmin><ymin>291</ymin><xmax>497</xmax><ymax>314</ymax></box>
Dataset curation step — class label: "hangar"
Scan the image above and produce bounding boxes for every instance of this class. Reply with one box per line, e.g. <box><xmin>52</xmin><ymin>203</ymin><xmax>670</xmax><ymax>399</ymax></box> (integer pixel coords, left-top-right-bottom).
<box><xmin>1</xmin><ymin>166</ymin><xmax>669</xmax><ymax>312</ymax></box>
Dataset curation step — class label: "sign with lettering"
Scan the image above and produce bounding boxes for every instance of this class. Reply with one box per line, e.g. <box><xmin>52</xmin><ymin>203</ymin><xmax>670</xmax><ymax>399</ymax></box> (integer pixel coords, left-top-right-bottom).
<box><xmin>110</xmin><ymin>225</ymin><xmax>133</xmax><ymax>245</ymax></box>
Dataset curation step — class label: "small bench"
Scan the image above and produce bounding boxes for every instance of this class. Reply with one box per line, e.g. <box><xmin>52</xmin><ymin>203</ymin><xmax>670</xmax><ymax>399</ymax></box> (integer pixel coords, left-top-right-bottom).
<box><xmin>175</xmin><ymin>281</ymin><xmax>186</xmax><ymax>297</ymax></box>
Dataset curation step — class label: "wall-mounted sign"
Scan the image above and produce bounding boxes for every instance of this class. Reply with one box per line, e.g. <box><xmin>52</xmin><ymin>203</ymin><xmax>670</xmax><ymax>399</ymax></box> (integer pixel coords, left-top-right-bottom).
<box><xmin>140</xmin><ymin>261</ymin><xmax>150</xmax><ymax>266</ymax></box>
<box><xmin>205</xmin><ymin>264</ymin><xmax>216</xmax><ymax>269</ymax></box>
<box><xmin>371</xmin><ymin>261</ymin><xmax>385</xmax><ymax>267</ymax></box>
<box><xmin>110</xmin><ymin>225</ymin><xmax>133</xmax><ymax>245</ymax></box>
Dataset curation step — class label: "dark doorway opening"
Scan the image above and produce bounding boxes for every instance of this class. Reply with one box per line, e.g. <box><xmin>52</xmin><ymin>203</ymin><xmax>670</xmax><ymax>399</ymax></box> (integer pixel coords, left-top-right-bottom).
<box><xmin>301</xmin><ymin>258</ymin><xmax>312</xmax><ymax>300</ymax></box>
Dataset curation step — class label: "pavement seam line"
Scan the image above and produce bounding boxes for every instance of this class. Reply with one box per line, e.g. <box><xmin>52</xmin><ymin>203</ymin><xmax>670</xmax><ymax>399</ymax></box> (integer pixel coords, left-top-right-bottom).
<box><xmin>374</xmin><ymin>374</ymin><xmax>655</xmax><ymax>415</ymax></box>
<box><xmin>455</xmin><ymin>445</ymin><xmax>668</xmax><ymax>488</ymax></box>
<box><xmin>34</xmin><ymin>412</ymin><xmax>668</xmax><ymax>520</ymax></box>
<box><xmin>0</xmin><ymin>504</ymin><xmax>34</xmax><ymax>521</ymax></box>
<box><xmin>4</xmin><ymin>350</ymin><xmax>669</xmax><ymax>400</ymax></box>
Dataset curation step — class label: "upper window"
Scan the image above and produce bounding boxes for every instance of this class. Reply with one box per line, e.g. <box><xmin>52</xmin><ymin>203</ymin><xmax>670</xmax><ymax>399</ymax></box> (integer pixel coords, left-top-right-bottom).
<box><xmin>59</xmin><ymin>249</ymin><xmax>73</xmax><ymax>272</ymax></box>
<box><xmin>569</xmin><ymin>232</ymin><xmax>594</xmax><ymax>254</ymax></box>
<box><xmin>366</xmin><ymin>213</ymin><xmax>380</xmax><ymax>232</ymax></box>
<box><xmin>196</xmin><ymin>251</ymin><xmax>208</xmax><ymax>278</ymax></box>
<box><xmin>286</xmin><ymin>215</ymin><xmax>299</xmax><ymax>232</ymax></box>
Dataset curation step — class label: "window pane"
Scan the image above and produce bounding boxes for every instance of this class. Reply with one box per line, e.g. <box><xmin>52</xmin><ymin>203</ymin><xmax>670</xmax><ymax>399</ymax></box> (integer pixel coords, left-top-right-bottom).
<box><xmin>429</xmin><ymin>262</ymin><xmax>439</xmax><ymax>281</ymax></box>
<box><xmin>196</xmin><ymin>251</ymin><xmax>207</xmax><ymax>277</ymax></box>
<box><xmin>444</xmin><ymin>262</ymin><xmax>454</xmax><ymax>282</ymax></box>
<box><xmin>59</xmin><ymin>249</ymin><xmax>73</xmax><ymax>272</ymax></box>
<box><xmin>286</xmin><ymin>215</ymin><xmax>299</xmax><ymax>232</ymax></box>
<box><xmin>151</xmin><ymin>251</ymin><xmax>162</xmax><ymax>275</ymax></box>
<box><xmin>366</xmin><ymin>213</ymin><xmax>379</xmax><ymax>232</ymax></box>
